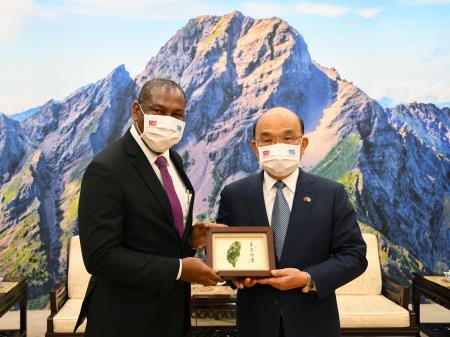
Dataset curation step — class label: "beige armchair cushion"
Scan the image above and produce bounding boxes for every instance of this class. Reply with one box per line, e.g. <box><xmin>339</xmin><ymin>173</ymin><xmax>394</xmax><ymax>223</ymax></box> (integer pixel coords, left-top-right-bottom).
<box><xmin>53</xmin><ymin>299</ymin><xmax>86</xmax><ymax>333</ymax></box>
<box><xmin>67</xmin><ymin>235</ymin><xmax>91</xmax><ymax>299</ymax></box>
<box><xmin>337</xmin><ymin>295</ymin><xmax>410</xmax><ymax>328</ymax></box>
<box><xmin>191</xmin><ymin>318</ymin><xmax>236</xmax><ymax>327</ymax></box>
<box><xmin>336</xmin><ymin>233</ymin><xmax>382</xmax><ymax>295</ymax></box>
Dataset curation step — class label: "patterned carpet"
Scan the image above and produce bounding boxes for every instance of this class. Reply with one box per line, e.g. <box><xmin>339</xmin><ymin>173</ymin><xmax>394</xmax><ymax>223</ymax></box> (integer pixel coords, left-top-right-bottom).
<box><xmin>420</xmin><ymin>323</ymin><xmax>450</xmax><ymax>337</ymax></box>
<box><xmin>191</xmin><ymin>324</ymin><xmax>450</xmax><ymax>337</ymax></box>
<box><xmin>192</xmin><ymin>326</ymin><xmax>237</xmax><ymax>337</ymax></box>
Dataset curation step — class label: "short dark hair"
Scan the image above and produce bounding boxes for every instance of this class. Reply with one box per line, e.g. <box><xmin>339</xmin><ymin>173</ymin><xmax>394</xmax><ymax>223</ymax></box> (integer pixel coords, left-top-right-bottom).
<box><xmin>138</xmin><ymin>78</ymin><xmax>186</xmax><ymax>104</ymax></box>
<box><xmin>252</xmin><ymin>113</ymin><xmax>305</xmax><ymax>138</ymax></box>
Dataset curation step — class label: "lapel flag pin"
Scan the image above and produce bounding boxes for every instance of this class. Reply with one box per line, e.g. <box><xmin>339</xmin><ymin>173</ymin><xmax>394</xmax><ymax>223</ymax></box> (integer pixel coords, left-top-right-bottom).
<box><xmin>303</xmin><ymin>196</ymin><xmax>312</xmax><ymax>203</ymax></box>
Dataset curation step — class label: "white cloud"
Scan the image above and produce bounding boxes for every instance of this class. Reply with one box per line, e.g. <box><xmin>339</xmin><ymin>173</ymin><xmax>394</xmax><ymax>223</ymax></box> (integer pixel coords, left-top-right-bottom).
<box><xmin>294</xmin><ymin>2</ymin><xmax>382</xmax><ymax>18</ymax></box>
<box><xmin>406</xmin><ymin>0</ymin><xmax>450</xmax><ymax>4</ymax></box>
<box><xmin>295</xmin><ymin>2</ymin><xmax>350</xmax><ymax>17</ymax></box>
<box><xmin>0</xmin><ymin>95</ymin><xmax>43</xmax><ymax>115</ymax></box>
<box><xmin>364</xmin><ymin>80</ymin><xmax>450</xmax><ymax>105</ymax></box>
<box><xmin>61</xmin><ymin>0</ymin><xmax>218</xmax><ymax>20</ymax></box>
<box><xmin>0</xmin><ymin>0</ymin><xmax>56</xmax><ymax>44</ymax></box>
<box><xmin>357</xmin><ymin>8</ymin><xmax>383</xmax><ymax>18</ymax></box>
<box><xmin>423</xmin><ymin>39</ymin><xmax>450</xmax><ymax>61</ymax></box>
<box><xmin>243</xmin><ymin>2</ymin><xmax>285</xmax><ymax>18</ymax></box>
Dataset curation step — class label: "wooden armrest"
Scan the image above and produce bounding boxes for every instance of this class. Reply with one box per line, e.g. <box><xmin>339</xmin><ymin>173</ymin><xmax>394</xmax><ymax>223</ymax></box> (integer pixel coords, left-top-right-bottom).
<box><xmin>50</xmin><ymin>278</ymin><xmax>68</xmax><ymax>314</ymax></box>
<box><xmin>381</xmin><ymin>273</ymin><xmax>409</xmax><ymax>309</ymax></box>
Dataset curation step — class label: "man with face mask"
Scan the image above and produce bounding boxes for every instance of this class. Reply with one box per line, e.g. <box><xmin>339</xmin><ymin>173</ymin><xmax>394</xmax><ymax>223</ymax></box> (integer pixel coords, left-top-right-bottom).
<box><xmin>75</xmin><ymin>79</ymin><xmax>223</xmax><ymax>337</ymax></box>
<box><xmin>216</xmin><ymin>107</ymin><xmax>368</xmax><ymax>337</ymax></box>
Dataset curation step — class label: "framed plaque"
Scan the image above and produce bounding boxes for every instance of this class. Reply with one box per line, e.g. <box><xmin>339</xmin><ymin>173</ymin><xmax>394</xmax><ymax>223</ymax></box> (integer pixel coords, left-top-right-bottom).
<box><xmin>206</xmin><ymin>226</ymin><xmax>276</xmax><ymax>278</ymax></box>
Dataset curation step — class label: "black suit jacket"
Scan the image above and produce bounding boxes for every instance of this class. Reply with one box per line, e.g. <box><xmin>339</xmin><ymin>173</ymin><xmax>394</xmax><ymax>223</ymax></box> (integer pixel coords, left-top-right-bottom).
<box><xmin>217</xmin><ymin>170</ymin><xmax>368</xmax><ymax>337</ymax></box>
<box><xmin>75</xmin><ymin>129</ymin><xmax>195</xmax><ymax>337</ymax></box>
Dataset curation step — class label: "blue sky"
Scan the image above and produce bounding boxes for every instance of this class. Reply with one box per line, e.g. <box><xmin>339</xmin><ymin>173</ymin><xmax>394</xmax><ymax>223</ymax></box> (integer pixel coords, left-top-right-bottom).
<box><xmin>1</xmin><ymin>0</ymin><xmax>449</xmax><ymax>114</ymax></box>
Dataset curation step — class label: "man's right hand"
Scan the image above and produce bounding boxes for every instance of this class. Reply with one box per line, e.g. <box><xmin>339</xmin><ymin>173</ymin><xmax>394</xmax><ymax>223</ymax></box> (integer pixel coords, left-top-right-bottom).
<box><xmin>180</xmin><ymin>257</ymin><xmax>223</xmax><ymax>286</ymax></box>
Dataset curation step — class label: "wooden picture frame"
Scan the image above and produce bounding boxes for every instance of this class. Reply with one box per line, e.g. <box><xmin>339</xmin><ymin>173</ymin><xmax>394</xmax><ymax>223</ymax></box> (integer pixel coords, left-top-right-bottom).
<box><xmin>206</xmin><ymin>226</ymin><xmax>276</xmax><ymax>278</ymax></box>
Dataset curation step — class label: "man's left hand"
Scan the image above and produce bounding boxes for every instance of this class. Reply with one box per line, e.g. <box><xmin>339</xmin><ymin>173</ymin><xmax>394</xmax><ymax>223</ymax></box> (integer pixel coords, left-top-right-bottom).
<box><xmin>232</xmin><ymin>277</ymin><xmax>258</xmax><ymax>289</ymax></box>
<box><xmin>191</xmin><ymin>222</ymin><xmax>227</xmax><ymax>249</ymax></box>
<box><xmin>257</xmin><ymin>268</ymin><xmax>307</xmax><ymax>291</ymax></box>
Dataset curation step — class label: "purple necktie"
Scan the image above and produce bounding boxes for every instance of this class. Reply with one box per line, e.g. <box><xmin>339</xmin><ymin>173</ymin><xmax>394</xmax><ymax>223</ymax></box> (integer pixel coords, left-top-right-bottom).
<box><xmin>155</xmin><ymin>156</ymin><xmax>184</xmax><ymax>238</ymax></box>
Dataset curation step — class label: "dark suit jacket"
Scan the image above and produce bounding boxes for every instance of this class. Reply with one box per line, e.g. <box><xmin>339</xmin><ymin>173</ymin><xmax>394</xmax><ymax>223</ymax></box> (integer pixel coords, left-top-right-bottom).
<box><xmin>217</xmin><ymin>169</ymin><xmax>368</xmax><ymax>337</ymax></box>
<box><xmin>75</xmin><ymin>129</ymin><xmax>195</xmax><ymax>337</ymax></box>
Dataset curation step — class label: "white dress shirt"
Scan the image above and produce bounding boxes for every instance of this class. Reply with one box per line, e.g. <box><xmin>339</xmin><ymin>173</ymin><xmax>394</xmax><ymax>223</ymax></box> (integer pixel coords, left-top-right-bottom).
<box><xmin>263</xmin><ymin>168</ymin><xmax>299</xmax><ymax>225</ymax></box>
<box><xmin>131</xmin><ymin>125</ymin><xmax>189</xmax><ymax>280</ymax></box>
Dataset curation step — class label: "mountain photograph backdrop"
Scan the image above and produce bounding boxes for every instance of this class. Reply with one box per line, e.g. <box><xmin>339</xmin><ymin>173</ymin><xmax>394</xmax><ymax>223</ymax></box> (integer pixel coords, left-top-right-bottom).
<box><xmin>0</xmin><ymin>11</ymin><xmax>449</xmax><ymax>308</ymax></box>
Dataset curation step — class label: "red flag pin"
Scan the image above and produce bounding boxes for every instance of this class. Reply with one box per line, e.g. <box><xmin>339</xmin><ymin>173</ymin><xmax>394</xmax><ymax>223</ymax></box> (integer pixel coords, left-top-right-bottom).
<box><xmin>303</xmin><ymin>196</ymin><xmax>312</xmax><ymax>203</ymax></box>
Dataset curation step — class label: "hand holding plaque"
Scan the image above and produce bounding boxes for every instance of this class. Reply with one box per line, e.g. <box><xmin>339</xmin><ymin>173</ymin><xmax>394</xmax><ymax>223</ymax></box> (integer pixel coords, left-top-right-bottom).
<box><xmin>191</xmin><ymin>222</ymin><xmax>227</xmax><ymax>249</ymax></box>
<box><xmin>206</xmin><ymin>227</ymin><xmax>276</xmax><ymax>279</ymax></box>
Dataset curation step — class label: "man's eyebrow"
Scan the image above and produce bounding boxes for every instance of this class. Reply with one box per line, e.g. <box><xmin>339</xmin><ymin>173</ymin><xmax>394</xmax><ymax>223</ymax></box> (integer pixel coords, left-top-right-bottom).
<box><xmin>258</xmin><ymin>131</ymin><xmax>273</xmax><ymax>137</ymax></box>
<box><xmin>149</xmin><ymin>103</ymin><xmax>165</xmax><ymax>109</ymax></box>
<box><xmin>277</xmin><ymin>128</ymin><xmax>297</xmax><ymax>134</ymax></box>
<box><xmin>258</xmin><ymin>128</ymin><xmax>297</xmax><ymax>136</ymax></box>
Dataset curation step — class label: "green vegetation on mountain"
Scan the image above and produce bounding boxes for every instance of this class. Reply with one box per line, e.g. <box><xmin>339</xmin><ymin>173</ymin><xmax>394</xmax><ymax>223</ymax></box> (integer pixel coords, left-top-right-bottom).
<box><xmin>0</xmin><ymin>210</ymin><xmax>50</xmax><ymax>286</ymax></box>
<box><xmin>312</xmin><ymin>133</ymin><xmax>361</xmax><ymax>182</ymax></box>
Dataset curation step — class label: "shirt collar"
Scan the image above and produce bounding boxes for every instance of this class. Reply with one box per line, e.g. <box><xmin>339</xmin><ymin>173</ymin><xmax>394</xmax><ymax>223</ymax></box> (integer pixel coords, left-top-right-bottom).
<box><xmin>130</xmin><ymin>124</ymin><xmax>170</xmax><ymax>165</ymax></box>
<box><xmin>263</xmin><ymin>168</ymin><xmax>299</xmax><ymax>194</ymax></box>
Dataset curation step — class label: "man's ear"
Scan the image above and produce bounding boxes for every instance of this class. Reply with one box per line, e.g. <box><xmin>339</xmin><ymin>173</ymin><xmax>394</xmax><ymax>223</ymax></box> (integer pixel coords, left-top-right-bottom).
<box><xmin>132</xmin><ymin>101</ymin><xmax>141</xmax><ymax>121</ymax></box>
<box><xmin>300</xmin><ymin>137</ymin><xmax>309</xmax><ymax>157</ymax></box>
<box><xmin>251</xmin><ymin>140</ymin><xmax>259</xmax><ymax>159</ymax></box>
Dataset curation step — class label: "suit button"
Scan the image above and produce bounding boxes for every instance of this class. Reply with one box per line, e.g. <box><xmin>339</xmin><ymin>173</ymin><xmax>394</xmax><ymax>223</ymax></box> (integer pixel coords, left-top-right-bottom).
<box><xmin>273</xmin><ymin>299</ymin><xmax>280</xmax><ymax>306</ymax></box>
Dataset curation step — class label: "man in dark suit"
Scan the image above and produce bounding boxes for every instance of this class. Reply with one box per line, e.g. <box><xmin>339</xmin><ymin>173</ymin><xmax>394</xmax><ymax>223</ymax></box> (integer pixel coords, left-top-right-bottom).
<box><xmin>75</xmin><ymin>79</ymin><xmax>223</xmax><ymax>337</ymax></box>
<box><xmin>217</xmin><ymin>107</ymin><xmax>368</xmax><ymax>337</ymax></box>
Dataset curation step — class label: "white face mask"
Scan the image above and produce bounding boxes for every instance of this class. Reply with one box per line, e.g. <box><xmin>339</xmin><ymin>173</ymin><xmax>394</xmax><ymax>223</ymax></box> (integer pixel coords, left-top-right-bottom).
<box><xmin>136</xmin><ymin>104</ymin><xmax>185</xmax><ymax>153</ymax></box>
<box><xmin>258</xmin><ymin>143</ymin><xmax>301</xmax><ymax>177</ymax></box>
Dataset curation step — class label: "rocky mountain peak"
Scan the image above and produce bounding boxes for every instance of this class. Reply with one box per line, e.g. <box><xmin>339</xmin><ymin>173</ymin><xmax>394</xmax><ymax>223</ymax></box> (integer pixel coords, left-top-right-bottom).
<box><xmin>388</xmin><ymin>102</ymin><xmax>449</xmax><ymax>155</ymax></box>
<box><xmin>0</xmin><ymin>114</ymin><xmax>27</xmax><ymax>185</ymax></box>
<box><xmin>0</xmin><ymin>11</ymin><xmax>448</xmax><ymax>306</ymax></box>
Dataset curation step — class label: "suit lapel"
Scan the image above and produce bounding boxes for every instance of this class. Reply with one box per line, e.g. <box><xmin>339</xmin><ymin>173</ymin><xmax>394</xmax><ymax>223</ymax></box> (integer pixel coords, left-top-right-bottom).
<box><xmin>124</xmin><ymin>130</ymin><xmax>176</xmax><ymax>235</ymax></box>
<box><xmin>169</xmin><ymin>149</ymin><xmax>195</xmax><ymax>243</ymax></box>
<box><xmin>243</xmin><ymin>172</ymin><xmax>270</xmax><ymax>228</ymax></box>
<box><xmin>280</xmin><ymin>169</ymin><xmax>316</xmax><ymax>265</ymax></box>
